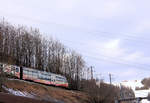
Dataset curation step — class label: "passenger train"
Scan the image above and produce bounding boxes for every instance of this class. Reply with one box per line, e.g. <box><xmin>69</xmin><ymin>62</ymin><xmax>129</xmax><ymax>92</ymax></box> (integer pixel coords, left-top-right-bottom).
<box><xmin>0</xmin><ymin>63</ymin><xmax>68</xmax><ymax>88</ymax></box>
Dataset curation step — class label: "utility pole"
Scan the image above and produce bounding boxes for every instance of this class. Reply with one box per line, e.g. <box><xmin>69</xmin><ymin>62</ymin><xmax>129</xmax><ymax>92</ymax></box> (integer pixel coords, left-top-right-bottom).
<box><xmin>109</xmin><ymin>73</ymin><xmax>112</xmax><ymax>85</ymax></box>
<box><xmin>120</xmin><ymin>83</ymin><xmax>123</xmax><ymax>99</ymax></box>
<box><xmin>90</xmin><ymin>66</ymin><xmax>94</xmax><ymax>80</ymax></box>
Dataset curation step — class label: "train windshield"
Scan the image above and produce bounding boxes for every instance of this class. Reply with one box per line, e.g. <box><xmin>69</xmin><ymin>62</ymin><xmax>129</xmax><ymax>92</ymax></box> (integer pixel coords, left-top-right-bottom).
<box><xmin>16</xmin><ymin>68</ymin><xmax>19</xmax><ymax>72</ymax></box>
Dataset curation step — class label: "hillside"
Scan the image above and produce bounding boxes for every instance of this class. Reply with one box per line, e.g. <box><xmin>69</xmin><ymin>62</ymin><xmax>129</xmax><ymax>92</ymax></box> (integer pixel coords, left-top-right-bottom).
<box><xmin>0</xmin><ymin>92</ymin><xmax>51</xmax><ymax>103</ymax></box>
<box><xmin>2</xmin><ymin>79</ymin><xmax>90</xmax><ymax>103</ymax></box>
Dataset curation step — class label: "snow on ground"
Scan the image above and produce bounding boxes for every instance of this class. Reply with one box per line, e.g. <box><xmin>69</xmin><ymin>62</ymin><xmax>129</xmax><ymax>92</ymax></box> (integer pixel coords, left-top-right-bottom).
<box><xmin>135</xmin><ymin>90</ymin><xmax>150</xmax><ymax>103</ymax></box>
<box><xmin>113</xmin><ymin>80</ymin><xmax>150</xmax><ymax>103</ymax></box>
<box><xmin>135</xmin><ymin>90</ymin><xmax>150</xmax><ymax>97</ymax></box>
<box><xmin>113</xmin><ymin>80</ymin><xmax>144</xmax><ymax>90</ymax></box>
<box><xmin>2</xmin><ymin>86</ymin><xmax>35</xmax><ymax>98</ymax></box>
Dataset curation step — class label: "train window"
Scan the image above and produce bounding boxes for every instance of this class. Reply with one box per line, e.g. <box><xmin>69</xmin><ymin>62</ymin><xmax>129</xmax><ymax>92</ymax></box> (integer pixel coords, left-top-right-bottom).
<box><xmin>26</xmin><ymin>70</ymin><xmax>29</xmax><ymax>74</ymax></box>
<box><xmin>56</xmin><ymin>76</ymin><xmax>67</xmax><ymax>83</ymax></box>
<box><xmin>33</xmin><ymin>72</ymin><xmax>37</xmax><ymax>77</ymax></box>
<box><xmin>32</xmin><ymin>73</ymin><xmax>37</xmax><ymax>78</ymax></box>
<box><xmin>23</xmin><ymin>70</ymin><xmax>27</xmax><ymax>74</ymax></box>
<box><xmin>16</xmin><ymin>68</ymin><xmax>19</xmax><ymax>72</ymax></box>
<box><xmin>28</xmin><ymin>71</ymin><xmax>32</xmax><ymax>76</ymax></box>
<box><xmin>64</xmin><ymin>79</ymin><xmax>67</xmax><ymax>83</ymax></box>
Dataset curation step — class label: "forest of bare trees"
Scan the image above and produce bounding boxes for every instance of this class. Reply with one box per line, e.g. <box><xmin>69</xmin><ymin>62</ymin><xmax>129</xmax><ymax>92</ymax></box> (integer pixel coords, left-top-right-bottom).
<box><xmin>81</xmin><ymin>79</ymin><xmax>135</xmax><ymax>103</ymax></box>
<box><xmin>0</xmin><ymin>20</ymin><xmax>85</xmax><ymax>90</ymax></box>
<box><xmin>0</xmin><ymin>20</ymin><xmax>135</xmax><ymax>103</ymax></box>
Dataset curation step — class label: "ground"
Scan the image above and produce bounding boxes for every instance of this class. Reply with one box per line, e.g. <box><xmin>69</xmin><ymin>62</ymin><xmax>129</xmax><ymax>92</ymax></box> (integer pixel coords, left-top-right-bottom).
<box><xmin>0</xmin><ymin>92</ymin><xmax>51</xmax><ymax>103</ymax></box>
<box><xmin>1</xmin><ymin>79</ymin><xmax>90</xmax><ymax>103</ymax></box>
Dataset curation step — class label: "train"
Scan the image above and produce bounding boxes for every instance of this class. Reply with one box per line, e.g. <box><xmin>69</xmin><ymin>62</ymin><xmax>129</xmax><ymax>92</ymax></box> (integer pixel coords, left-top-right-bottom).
<box><xmin>0</xmin><ymin>62</ymin><xmax>68</xmax><ymax>88</ymax></box>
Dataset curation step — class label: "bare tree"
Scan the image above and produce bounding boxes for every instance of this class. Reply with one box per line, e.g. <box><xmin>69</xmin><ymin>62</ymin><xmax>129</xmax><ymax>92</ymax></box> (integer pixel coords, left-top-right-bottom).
<box><xmin>0</xmin><ymin>63</ymin><xmax>5</xmax><ymax>91</ymax></box>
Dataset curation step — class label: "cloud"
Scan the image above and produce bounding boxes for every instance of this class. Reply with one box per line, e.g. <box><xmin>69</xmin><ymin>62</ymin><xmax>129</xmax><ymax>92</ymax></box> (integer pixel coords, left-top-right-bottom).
<box><xmin>89</xmin><ymin>39</ymin><xmax>125</xmax><ymax>57</ymax></box>
<box><xmin>87</xmin><ymin>38</ymin><xmax>150</xmax><ymax>67</ymax></box>
<box><xmin>101</xmin><ymin>39</ymin><xmax>124</xmax><ymax>57</ymax></box>
<box><xmin>114</xmin><ymin>68</ymin><xmax>138</xmax><ymax>77</ymax></box>
<box><xmin>134</xmin><ymin>20</ymin><xmax>150</xmax><ymax>34</ymax></box>
<box><xmin>123</xmin><ymin>52</ymin><xmax>142</xmax><ymax>62</ymax></box>
<box><xmin>1</xmin><ymin>0</ymin><xmax>150</xmax><ymax>82</ymax></box>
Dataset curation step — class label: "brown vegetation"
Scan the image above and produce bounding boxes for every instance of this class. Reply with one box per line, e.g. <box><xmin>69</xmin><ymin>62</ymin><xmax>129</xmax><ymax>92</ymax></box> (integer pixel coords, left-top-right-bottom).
<box><xmin>3</xmin><ymin>79</ymin><xmax>134</xmax><ymax>103</ymax></box>
<box><xmin>4</xmin><ymin>79</ymin><xmax>90</xmax><ymax>103</ymax></box>
<box><xmin>0</xmin><ymin>19</ymin><xmax>135</xmax><ymax>103</ymax></box>
<box><xmin>0</xmin><ymin>92</ymin><xmax>51</xmax><ymax>103</ymax></box>
<box><xmin>0</xmin><ymin>64</ymin><xmax>6</xmax><ymax>91</ymax></box>
<box><xmin>0</xmin><ymin>20</ymin><xmax>85</xmax><ymax>90</ymax></box>
<box><xmin>81</xmin><ymin>79</ymin><xmax>135</xmax><ymax>103</ymax></box>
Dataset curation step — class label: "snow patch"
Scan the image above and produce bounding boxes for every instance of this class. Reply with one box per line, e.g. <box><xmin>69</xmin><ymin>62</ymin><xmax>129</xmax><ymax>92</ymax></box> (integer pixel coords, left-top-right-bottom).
<box><xmin>112</xmin><ymin>80</ymin><xmax>144</xmax><ymax>90</ymax></box>
<box><xmin>113</xmin><ymin>80</ymin><xmax>150</xmax><ymax>103</ymax></box>
<box><xmin>3</xmin><ymin>86</ymin><xmax>35</xmax><ymax>98</ymax></box>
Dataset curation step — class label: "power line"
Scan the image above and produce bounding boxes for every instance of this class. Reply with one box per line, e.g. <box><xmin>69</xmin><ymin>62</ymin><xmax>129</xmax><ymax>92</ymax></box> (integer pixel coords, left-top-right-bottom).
<box><xmin>1</xmin><ymin>13</ymin><xmax>150</xmax><ymax>44</ymax></box>
<box><xmin>69</xmin><ymin>46</ymin><xmax>150</xmax><ymax>67</ymax></box>
<box><xmin>57</xmin><ymin>33</ymin><xmax>150</xmax><ymax>65</ymax></box>
<box><xmin>1</xmin><ymin>13</ymin><xmax>150</xmax><ymax>72</ymax></box>
<box><xmin>87</xmin><ymin>30</ymin><xmax>150</xmax><ymax>43</ymax></box>
<box><xmin>109</xmin><ymin>73</ymin><xmax>112</xmax><ymax>85</ymax></box>
<box><xmin>64</xmin><ymin>42</ymin><xmax>150</xmax><ymax>72</ymax></box>
<box><xmin>82</xmin><ymin>54</ymin><xmax>150</xmax><ymax>72</ymax></box>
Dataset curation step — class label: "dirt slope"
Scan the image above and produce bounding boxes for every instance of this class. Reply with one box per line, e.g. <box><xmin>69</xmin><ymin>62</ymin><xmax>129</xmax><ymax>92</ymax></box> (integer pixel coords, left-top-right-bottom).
<box><xmin>3</xmin><ymin>79</ymin><xmax>90</xmax><ymax>103</ymax></box>
<box><xmin>0</xmin><ymin>92</ymin><xmax>51</xmax><ymax>103</ymax></box>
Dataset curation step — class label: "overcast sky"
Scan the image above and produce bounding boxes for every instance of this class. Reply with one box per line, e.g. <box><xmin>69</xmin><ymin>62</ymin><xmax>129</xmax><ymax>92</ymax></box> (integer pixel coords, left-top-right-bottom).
<box><xmin>1</xmin><ymin>0</ymin><xmax>150</xmax><ymax>82</ymax></box>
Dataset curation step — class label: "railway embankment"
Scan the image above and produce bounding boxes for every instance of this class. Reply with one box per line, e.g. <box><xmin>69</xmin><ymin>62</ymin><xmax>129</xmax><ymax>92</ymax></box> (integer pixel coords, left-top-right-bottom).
<box><xmin>2</xmin><ymin>79</ymin><xmax>90</xmax><ymax>103</ymax></box>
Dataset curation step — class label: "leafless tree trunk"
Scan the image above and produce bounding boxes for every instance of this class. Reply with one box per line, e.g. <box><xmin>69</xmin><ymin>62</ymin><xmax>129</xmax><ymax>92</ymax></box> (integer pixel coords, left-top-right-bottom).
<box><xmin>0</xmin><ymin>64</ymin><xmax>4</xmax><ymax>91</ymax></box>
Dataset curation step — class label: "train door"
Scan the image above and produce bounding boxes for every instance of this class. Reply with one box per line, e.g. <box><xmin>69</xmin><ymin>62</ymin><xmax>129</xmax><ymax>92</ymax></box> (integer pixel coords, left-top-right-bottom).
<box><xmin>14</xmin><ymin>66</ymin><xmax>20</xmax><ymax>78</ymax></box>
<box><xmin>20</xmin><ymin>67</ymin><xmax>23</xmax><ymax>79</ymax></box>
<box><xmin>9</xmin><ymin>65</ymin><xmax>19</xmax><ymax>77</ymax></box>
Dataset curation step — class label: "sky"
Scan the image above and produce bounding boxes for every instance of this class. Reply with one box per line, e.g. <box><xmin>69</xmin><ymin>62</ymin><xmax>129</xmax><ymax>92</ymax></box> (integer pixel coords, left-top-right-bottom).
<box><xmin>0</xmin><ymin>0</ymin><xmax>150</xmax><ymax>82</ymax></box>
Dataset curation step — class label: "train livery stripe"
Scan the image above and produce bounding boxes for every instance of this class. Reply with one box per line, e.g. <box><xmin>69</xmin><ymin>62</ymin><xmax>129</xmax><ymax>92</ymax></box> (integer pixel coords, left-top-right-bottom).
<box><xmin>23</xmin><ymin>74</ymin><xmax>56</xmax><ymax>85</ymax></box>
<box><xmin>0</xmin><ymin>62</ymin><xmax>69</xmax><ymax>88</ymax></box>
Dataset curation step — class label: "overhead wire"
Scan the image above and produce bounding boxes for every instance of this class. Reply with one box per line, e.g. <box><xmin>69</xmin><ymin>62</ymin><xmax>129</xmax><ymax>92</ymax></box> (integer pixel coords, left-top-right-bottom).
<box><xmin>65</xmin><ymin>43</ymin><xmax>150</xmax><ymax>69</ymax></box>
<box><xmin>57</xmin><ymin>40</ymin><xmax>150</xmax><ymax>73</ymax></box>
<box><xmin>1</xmin><ymin>13</ymin><xmax>150</xmax><ymax>72</ymax></box>
<box><xmin>0</xmin><ymin>12</ymin><xmax>150</xmax><ymax>44</ymax></box>
<box><xmin>83</xmin><ymin>54</ymin><xmax>150</xmax><ymax>72</ymax></box>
